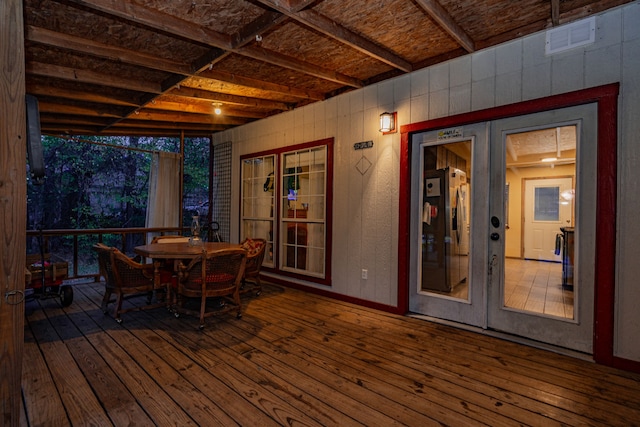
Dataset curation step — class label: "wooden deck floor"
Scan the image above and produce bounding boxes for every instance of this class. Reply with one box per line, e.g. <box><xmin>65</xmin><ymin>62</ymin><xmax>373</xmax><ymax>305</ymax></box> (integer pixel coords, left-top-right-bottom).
<box><xmin>22</xmin><ymin>280</ymin><xmax>640</xmax><ymax>426</ymax></box>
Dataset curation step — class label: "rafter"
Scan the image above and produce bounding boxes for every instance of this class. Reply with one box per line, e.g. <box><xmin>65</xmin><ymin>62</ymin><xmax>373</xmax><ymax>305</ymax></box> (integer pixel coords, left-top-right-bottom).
<box><xmin>413</xmin><ymin>0</ymin><xmax>475</xmax><ymax>52</ymax></box>
<box><xmin>170</xmin><ymin>87</ymin><xmax>293</xmax><ymax>111</ymax></box>
<box><xmin>255</xmin><ymin>0</ymin><xmax>413</xmax><ymax>72</ymax></box>
<box><xmin>65</xmin><ymin>0</ymin><xmax>233</xmax><ymax>49</ymax></box>
<box><xmin>130</xmin><ymin>109</ymin><xmax>250</xmax><ymax>126</ymax></box>
<box><xmin>26</xmin><ymin>26</ymin><xmax>191</xmax><ymax>75</ymax></box>
<box><xmin>26</xmin><ymin>62</ymin><xmax>163</xmax><ymax>94</ymax></box>
<box><xmin>239</xmin><ymin>45</ymin><xmax>363</xmax><ymax>88</ymax></box>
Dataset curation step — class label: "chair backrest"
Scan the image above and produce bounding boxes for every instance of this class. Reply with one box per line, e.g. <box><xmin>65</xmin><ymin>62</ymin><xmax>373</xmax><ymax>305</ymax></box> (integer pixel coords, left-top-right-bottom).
<box><xmin>241</xmin><ymin>238</ymin><xmax>267</xmax><ymax>275</ymax></box>
<box><xmin>110</xmin><ymin>249</ymin><xmax>154</xmax><ymax>291</ymax></box>
<box><xmin>151</xmin><ymin>235</ymin><xmax>190</xmax><ymax>244</ymax></box>
<box><xmin>93</xmin><ymin>243</ymin><xmax>116</xmax><ymax>287</ymax></box>
<box><xmin>179</xmin><ymin>248</ymin><xmax>247</xmax><ymax>294</ymax></box>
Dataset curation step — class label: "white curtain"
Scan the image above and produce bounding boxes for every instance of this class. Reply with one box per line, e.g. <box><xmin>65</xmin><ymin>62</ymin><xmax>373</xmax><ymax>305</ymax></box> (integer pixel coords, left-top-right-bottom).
<box><xmin>145</xmin><ymin>151</ymin><xmax>181</xmax><ymax>243</ymax></box>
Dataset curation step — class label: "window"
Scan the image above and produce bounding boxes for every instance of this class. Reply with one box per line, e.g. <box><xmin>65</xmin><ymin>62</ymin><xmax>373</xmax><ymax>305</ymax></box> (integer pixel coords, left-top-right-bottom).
<box><xmin>240</xmin><ymin>138</ymin><xmax>332</xmax><ymax>284</ymax></box>
<box><xmin>241</xmin><ymin>155</ymin><xmax>276</xmax><ymax>267</ymax></box>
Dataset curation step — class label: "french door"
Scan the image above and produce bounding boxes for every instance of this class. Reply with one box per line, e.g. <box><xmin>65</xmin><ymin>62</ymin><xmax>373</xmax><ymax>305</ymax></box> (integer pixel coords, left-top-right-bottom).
<box><xmin>409</xmin><ymin>104</ymin><xmax>597</xmax><ymax>353</ymax></box>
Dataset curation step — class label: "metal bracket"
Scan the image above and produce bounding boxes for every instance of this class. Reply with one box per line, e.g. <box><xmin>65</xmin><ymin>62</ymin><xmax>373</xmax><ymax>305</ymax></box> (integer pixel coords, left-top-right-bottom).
<box><xmin>5</xmin><ymin>289</ymin><xmax>25</xmax><ymax>305</ymax></box>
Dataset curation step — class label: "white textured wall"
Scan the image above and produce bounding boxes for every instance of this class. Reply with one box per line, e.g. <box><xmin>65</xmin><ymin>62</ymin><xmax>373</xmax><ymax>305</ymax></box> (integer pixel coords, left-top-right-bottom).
<box><xmin>214</xmin><ymin>3</ymin><xmax>640</xmax><ymax>362</ymax></box>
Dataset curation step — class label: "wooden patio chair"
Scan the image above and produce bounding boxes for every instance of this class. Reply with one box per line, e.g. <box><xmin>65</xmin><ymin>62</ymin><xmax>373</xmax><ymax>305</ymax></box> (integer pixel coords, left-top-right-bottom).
<box><xmin>174</xmin><ymin>248</ymin><xmax>247</xmax><ymax>329</ymax></box>
<box><xmin>240</xmin><ymin>238</ymin><xmax>267</xmax><ymax>296</ymax></box>
<box><xmin>93</xmin><ymin>243</ymin><xmax>117</xmax><ymax>314</ymax></box>
<box><xmin>108</xmin><ymin>247</ymin><xmax>165</xmax><ymax>323</ymax></box>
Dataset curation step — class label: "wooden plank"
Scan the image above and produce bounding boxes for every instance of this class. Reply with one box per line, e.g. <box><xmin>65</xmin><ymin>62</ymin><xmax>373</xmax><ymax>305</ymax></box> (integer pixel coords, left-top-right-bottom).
<box><xmin>74</xmin><ymin>284</ymin><xmax>283</xmax><ymax>427</ymax></box>
<box><xmin>25</xmin><ymin>300</ymin><xmax>112</xmax><ymax>426</ymax></box>
<box><xmin>21</xmin><ymin>281</ymin><xmax>640</xmax><ymax>426</ymax></box>
<box><xmin>269</xmin><ymin>287</ymin><xmax>640</xmax><ymax>424</ymax></box>
<box><xmin>21</xmin><ymin>319</ymin><xmax>70</xmax><ymax>426</ymax></box>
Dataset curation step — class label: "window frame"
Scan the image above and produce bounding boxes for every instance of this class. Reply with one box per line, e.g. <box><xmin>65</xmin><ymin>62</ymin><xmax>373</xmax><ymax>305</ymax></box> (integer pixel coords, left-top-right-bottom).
<box><xmin>240</xmin><ymin>138</ymin><xmax>333</xmax><ymax>286</ymax></box>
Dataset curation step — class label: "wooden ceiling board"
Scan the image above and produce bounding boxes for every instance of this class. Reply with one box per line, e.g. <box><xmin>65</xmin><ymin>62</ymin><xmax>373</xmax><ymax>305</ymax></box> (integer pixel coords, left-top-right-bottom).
<box><xmin>180</xmin><ymin>76</ymin><xmax>305</xmax><ymax>104</ymax></box>
<box><xmin>213</xmin><ymin>54</ymin><xmax>345</xmax><ymax>94</ymax></box>
<box><xmin>313</xmin><ymin>0</ymin><xmax>461</xmax><ymax>62</ymax></box>
<box><xmin>140</xmin><ymin>0</ymin><xmax>266</xmax><ymax>33</ymax></box>
<box><xmin>17</xmin><ymin>0</ymin><xmax>634</xmax><ymax>137</ymax></box>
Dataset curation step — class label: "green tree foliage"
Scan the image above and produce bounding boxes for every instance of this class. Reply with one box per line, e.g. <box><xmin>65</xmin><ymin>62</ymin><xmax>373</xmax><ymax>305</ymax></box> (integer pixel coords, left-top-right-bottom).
<box><xmin>27</xmin><ymin>135</ymin><xmax>209</xmax><ymax>254</ymax></box>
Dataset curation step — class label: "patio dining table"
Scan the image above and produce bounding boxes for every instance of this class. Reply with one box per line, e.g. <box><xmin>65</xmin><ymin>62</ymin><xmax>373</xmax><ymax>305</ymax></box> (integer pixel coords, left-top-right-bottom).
<box><xmin>133</xmin><ymin>241</ymin><xmax>242</xmax><ymax>290</ymax></box>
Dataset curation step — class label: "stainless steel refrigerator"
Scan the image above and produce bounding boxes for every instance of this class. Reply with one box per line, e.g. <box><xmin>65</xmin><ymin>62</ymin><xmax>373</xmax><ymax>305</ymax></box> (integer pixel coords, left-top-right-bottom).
<box><xmin>421</xmin><ymin>167</ymin><xmax>469</xmax><ymax>292</ymax></box>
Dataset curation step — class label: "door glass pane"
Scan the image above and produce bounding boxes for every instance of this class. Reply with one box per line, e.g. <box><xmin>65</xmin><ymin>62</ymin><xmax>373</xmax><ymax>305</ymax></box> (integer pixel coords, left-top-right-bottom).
<box><xmin>503</xmin><ymin>126</ymin><xmax>576</xmax><ymax>319</ymax></box>
<box><xmin>420</xmin><ymin>140</ymin><xmax>471</xmax><ymax>301</ymax></box>
<box><xmin>534</xmin><ymin>187</ymin><xmax>560</xmax><ymax>221</ymax></box>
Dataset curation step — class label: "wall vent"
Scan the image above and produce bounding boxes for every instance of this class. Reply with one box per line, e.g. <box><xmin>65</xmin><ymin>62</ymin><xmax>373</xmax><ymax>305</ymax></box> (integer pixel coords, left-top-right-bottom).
<box><xmin>545</xmin><ymin>17</ymin><xmax>596</xmax><ymax>55</ymax></box>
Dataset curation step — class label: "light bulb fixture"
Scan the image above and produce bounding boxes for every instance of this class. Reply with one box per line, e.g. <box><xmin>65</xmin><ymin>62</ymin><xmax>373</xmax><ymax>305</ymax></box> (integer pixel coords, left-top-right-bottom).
<box><xmin>379</xmin><ymin>111</ymin><xmax>397</xmax><ymax>134</ymax></box>
<box><xmin>212</xmin><ymin>103</ymin><xmax>222</xmax><ymax>115</ymax></box>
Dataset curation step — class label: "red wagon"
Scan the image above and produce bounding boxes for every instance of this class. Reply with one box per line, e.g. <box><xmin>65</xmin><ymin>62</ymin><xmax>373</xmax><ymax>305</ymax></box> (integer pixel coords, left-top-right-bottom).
<box><xmin>25</xmin><ymin>253</ymin><xmax>73</xmax><ymax>307</ymax></box>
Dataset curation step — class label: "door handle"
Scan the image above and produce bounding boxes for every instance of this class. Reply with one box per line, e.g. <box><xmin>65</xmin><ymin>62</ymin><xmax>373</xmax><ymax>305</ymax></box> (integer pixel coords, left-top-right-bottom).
<box><xmin>490</xmin><ymin>232</ymin><xmax>500</xmax><ymax>241</ymax></box>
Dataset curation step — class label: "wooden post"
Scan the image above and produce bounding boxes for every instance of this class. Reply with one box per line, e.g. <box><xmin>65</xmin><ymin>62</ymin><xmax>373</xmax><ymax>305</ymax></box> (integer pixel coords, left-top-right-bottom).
<box><xmin>0</xmin><ymin>0</ymin><xmax>27</xmax><ymax>425</ymax></box>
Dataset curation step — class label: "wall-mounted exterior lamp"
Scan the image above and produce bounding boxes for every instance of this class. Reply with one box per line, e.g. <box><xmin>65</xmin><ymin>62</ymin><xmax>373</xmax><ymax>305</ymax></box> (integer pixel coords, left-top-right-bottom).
<box><xmin>379</xmin><ymin>112</ymin><xmax>397</xmax><ymax>134</ymax></box>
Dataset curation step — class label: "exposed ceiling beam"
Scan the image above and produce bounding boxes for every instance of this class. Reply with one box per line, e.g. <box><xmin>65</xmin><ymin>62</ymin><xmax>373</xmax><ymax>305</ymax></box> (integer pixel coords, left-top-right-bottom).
<box><xmin>239</xmin><ymin>45</ymin><xmax>363</xmax><ymax>88</ymax></box>
<box><xmin>26</xmin><ymin>83</ymin><xmax>140</xmax><ymax>107</ymax></box>
<box><xmin>232</xmin><ymin>10</ymin><xmax>289</xmax><ymax>48</ymax></box>
<box><xmin>169</xmin><ymin>87</ymin><xmax>293</xmax><ymax>111</ymax></box>
<box><xmin>255</xmin><ymin>0</ymin><xmax>412</xmax><ymax>72</ymax></box>
<box><xmin>64</xmin><ymin>0</ymin><xmax>233</xmax><ymax>49</ymax></box>
<box><xmin>130</xmin><ymin>109</ymin><xmax>250</xmax><ymax>126</ymax></box>
<box><xmin>63</xmin><ymin>0</ymin><xmax>363</xmax><ymax>89</ymax></box>
<box><xmin>413</xmin><ymin>0</ymin><xmax>475</xmax><ymax>52</ymax></box>
<box><xmin>196</xmin><ymin>69</ymin><xmax>325</xmax><ymax>101</ymax></box>
<box><xmin>26</xmin><ymin>62</ymin><xmax>163</xmax><ymax>94</ymax></box>
<box><xmin>147</xmin><ymin>100</ymin><xmax>268</xmax><ymax>119</ymax></box>
<box><xmin>37</xmin><ymin>101</ymin><xmax>124</xmax><ymax>118</ymax></box>
<box><xmin>26</xmin><ymin>25</ymin><xmax>191</xmax><ymax>75</ymax></box>
<box><xmin>551</xmin><ymin>0</ymin><xmax>561</xmax><ymax>26</ymax></box>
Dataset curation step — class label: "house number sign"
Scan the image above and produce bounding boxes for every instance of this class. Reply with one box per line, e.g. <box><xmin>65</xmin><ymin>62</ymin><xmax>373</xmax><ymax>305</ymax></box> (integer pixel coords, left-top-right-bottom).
<box><xmin>353</xmin><ymin>140</ymin><xmax>374</xmax><ymax>150</ymax></box>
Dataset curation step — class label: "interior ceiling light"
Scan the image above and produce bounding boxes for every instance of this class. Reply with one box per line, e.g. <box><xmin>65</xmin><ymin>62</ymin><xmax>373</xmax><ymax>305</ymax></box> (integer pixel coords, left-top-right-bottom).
<box><xmin>541</xmin><ymin>157</ymin><xmax>558</xmax><ymax>162</ymax></box>
<box><xmin>212</xmin><ymin>103</ymin><xmax>222</xmax><ymax>115</ymax></box>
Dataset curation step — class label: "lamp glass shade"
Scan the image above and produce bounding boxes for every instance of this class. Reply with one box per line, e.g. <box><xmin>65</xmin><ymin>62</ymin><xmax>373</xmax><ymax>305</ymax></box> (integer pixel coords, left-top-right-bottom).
<box><xmin>379</xmin><ymin>112</ymin><xmax>395</xmax><ymax>132</ymax></box>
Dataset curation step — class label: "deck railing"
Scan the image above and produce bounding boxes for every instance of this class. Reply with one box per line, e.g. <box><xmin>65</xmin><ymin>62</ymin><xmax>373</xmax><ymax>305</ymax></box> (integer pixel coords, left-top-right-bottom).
<box><xmin>26</xmin><ymin>226</ymin><xmax>187</xmax><ymax>281</ymax></box>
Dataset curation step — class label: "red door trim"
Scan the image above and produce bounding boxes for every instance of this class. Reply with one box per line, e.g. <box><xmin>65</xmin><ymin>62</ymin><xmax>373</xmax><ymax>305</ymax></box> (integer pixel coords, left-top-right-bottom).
<box><xmin>397</xmin><ymin>83</ymin><xmax>619</xmax><ymax>367</ymax></box>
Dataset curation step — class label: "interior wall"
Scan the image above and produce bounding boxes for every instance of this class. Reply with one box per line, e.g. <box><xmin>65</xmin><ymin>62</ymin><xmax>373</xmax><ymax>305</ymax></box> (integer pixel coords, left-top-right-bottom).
<box><xmin>504</xmin><ymin>165</ymin><xmax>575</xmax><ymax>258</ymax></box>
<box><xmin>213</xmin><ymin>3</ymin><xmax>640</xmax><ymax>363</ymax></box>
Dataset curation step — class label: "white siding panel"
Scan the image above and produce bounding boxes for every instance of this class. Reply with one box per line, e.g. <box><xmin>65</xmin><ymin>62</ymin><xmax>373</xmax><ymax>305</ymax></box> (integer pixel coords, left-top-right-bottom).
<box><xmin>430</xmin><ymin>62</ymin><xmax>450</xmax><ymax>91</ymax></box>
<box><xmin>616</xmin><ymin>36</ymin><xmax>640</xmax><ymax>361</ymax></box>
<box><xmin>551</xmin><ymin>51</ymin><xmax>585</xmax><ymax>94</ymax></box>
<box><xmin>429</xmin><ymin>88</ymin><xmax>449</xmax><ymax>119</ymax></box>
<box><xmin>472</xmin><ymin>48</ymin><xmax>496</xmax><ymax>82</ymax></box>
<box><xmin>471</xmin><ymin>77</ymin><xmax>496</xmax><ymax>110</ymax></box>
<box><xmin>585</xmin><ymin>45</ymin><xmax>622</xmax><ymax>88</ymax></box>
<box><xmin>623</xmin><ymin>2</ymin><xmax>640</xmax><ymax>41</ymax></box>
<box><xmin>497</xmin><ymin>40</ymin><xmax>523</xmax><ymax>75</ymax></box>
<box><xmin>450</xmin><ymin>83</ymin><xmax>471</xmax><ymax>115</ymax></box>
<box><xmin>411</xmin><ymin>68</ymin><xmax>429</xmax><ymax>97</ymax></box>
<box><xmin>450</xmin><ymin>55</ymin><xmax>472</xmax><ymax>87</ymax></box>
<box><xmin>410</xmin><ymin>94</ymin><xmax>429</xmax><ymax>123</ymax></box>
<box><xmin>523</xmin><ymin>62</ymin><xmax>551</xmax><ymax>101</ymax></box>
<box><xmin>495</xmin><ymin>71</ymin><xmax>522</xmax><ymax>105</ymax></box>
<box><xmin>394</xmin><ymin>74</ymin><xmax>411</xmax><ymax>102</ymax></box>
<box><xmin>592</xmin><ymin>6</ymin><xmax>623</xmax><ymax>49</ymax></box>
<box><xmin>523</xmin><ymin>32</ymin><xmax>549</xmax><ymax>68</ymax></box>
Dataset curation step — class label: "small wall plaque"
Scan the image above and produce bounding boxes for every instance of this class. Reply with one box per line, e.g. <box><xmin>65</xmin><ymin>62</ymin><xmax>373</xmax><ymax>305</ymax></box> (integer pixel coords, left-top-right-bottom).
<box><xmin>354</xmin><ymin>140</ymin><xmax>374</xmax><ymax>150</ymax></box>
